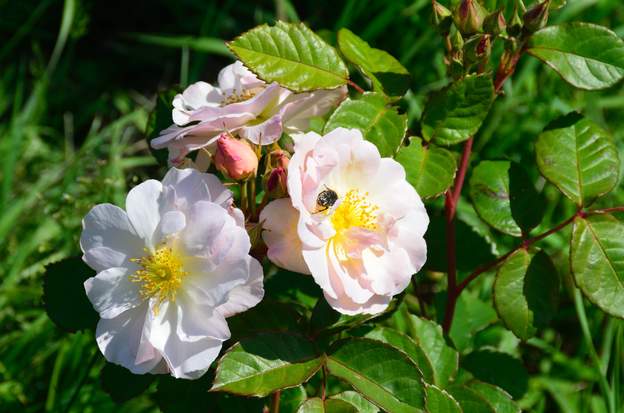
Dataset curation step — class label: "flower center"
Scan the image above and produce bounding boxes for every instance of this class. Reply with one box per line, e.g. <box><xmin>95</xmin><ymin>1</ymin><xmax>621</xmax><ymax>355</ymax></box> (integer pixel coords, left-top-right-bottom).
<box><xmin>129</xmin><ymin>246</ymin><xmax>188</xmax><ymax>313</ymax></box>
<box><xmin>331</xmin><ymin>189</ymin><xmax>379</xmax><ymax>233</ymax></box>
<box><xmin>221</xmin><ymin>87</ymin><xmax>262</xmax><ymax>106</ymax></box>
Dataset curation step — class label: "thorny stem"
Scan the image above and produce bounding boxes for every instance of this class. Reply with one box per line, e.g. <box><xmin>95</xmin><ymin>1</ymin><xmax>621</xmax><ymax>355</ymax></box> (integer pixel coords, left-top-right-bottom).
<box><xmin>454</xmin><ymin>206</ymin><xmax>624</xmax><ymax>296</ymax></box>
<box><xmin>347</xmin><ymin>79</ymin><xmax>365</xmax><ymax>94</ymax></box>
<box><xmin>494</xmin><ymin>42</ymin><xmax>527</xmax><ymax>94</ymax></box>
<box><xmin>442</xmin><ymin>39</ymin><xmax>528</xmax><ymax>333</ymax></box>
<box><xmin>441</xmin><ymin>137</ymin><xmax>473</xmax><ymax>333</ymax></box>
<box><xmin>456</xmin><ymin>211</ymin><xmax>580</xmax><ymax>294</ymax></box>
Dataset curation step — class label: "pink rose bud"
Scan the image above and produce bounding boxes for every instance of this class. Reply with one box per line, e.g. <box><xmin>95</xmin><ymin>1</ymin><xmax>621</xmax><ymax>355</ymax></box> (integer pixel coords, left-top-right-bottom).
<box><xmin>214</xmin><ymin>134</ymin><xmax>258</xmax><ymax>180</ymax></box>
<box><xmin>266</xmin><ymin>167</ymin><xmax>288</xmax><ymax>198</ymax></box>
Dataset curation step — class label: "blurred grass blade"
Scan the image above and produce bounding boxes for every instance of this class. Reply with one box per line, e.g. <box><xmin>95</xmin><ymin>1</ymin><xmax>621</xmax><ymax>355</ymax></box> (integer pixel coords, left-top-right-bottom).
<box><xmin>47</xmin><ymin>0</ymin><xmax>76</xmax><ymax>76</ymax></box>
<box><xmin>126</xmin><ymin>32</ymin><xmax>230</xmax><ymax>56</ymax></box>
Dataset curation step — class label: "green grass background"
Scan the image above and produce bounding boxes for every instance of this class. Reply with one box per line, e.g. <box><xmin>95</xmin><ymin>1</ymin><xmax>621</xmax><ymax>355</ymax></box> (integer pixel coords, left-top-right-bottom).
<box><xmin>1</xmin><ymin>0</ymin><xmax>624</xmax><ymax>411</ymax></box>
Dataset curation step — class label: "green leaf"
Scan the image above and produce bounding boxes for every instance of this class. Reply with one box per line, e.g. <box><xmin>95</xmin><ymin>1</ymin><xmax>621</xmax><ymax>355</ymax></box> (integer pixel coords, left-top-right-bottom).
<box><xmin>571</xmin><ymin>214</ymin><xmax>624</xmax><ymax>318</ymax></box>
<box><xmin>395</xmin><ymin>138</ymin><xmax>457</xmax><ymax>199</ymax></box>
<box><xmin>494</xmin><ymin>249</ymin><xmax>560</xmax><ymax>340</ymax></box>
<box><xmin>101</xmin><ymin>363</ymin><xmax>155</xmax><ymax>403</ymax></box>
<box><xmin>469</xmin><ymin>160</ymin><xmax>521</xmax><ymax>236</ymax></box>
<box><xmin>408</xmin><ymin>316</ymin><xmax>459</xmax><ymax>388</ymax></box>
<box><xmin>326</xmin><ymin>338</ymin><xmax>425</xmax><ymax>413</ymax></box>
<box><xmin>535</xmin><ymin>114</ymin><xmax>620</xmax><ymax>206</ymax></box>
<box><xmin>311</xmin><ymin>296</ymin><xmax>377</xmax><ymax>336</ymax></box>
<box><xmin>509</xmin><ymin>163</ymin><xmax>546</xmax><ymax>234</ymax></box>
<box><xmin>211</xmin><ymin>332</ymin><xmax>323</xmax><ymax>397</ymax></box>
<box><xmin>43</xmin><ymin>256</ymin><xmax>98</xmax><ymax>332</ymax></box>
<box><xmin>469</xmin><ymin>161</ymin><xmax>545</xmax><ymax>236</ymax></box>
<box><xmin>297</xmin><ymin>398</ymin><xmax>358</xmax><ymax>413</ymax></box>
<box><xmin>443</xmin><ymin>291</ymin><xmax>498</xmax><ymax>352</ymax></box>
<box><xmin>528</xmin><ymin>22</ymin><xmax>624</xmax><ymax>90</ymax></box>
<box><xmin>280</xmin><ymin>386</ymin><xmax>307</xmax><ymax>413</ymax></box>
<box><xmin>228</xmin><ymin>300</ymin><xmax>305</xmax><ymax>340</ymax></box>
<box><xmin>337</xmin><ymin>28</ymin><xmax>410</xmax><ymax>97</ymax></box>
<box><xmin>462</xmin><ymin>350</ymin><xmax>529</xmax><ymax>399</ymax></box>
<box><xmin>425</xmin><ymin>384</ymin><xmax>461</xmax><ymax>413</ymax></box>
<box><xmin>468</xmin><ymin>381</ymin><xmax>520</xmax><ymax>413</ymax></box>
<box><xmin>155</xmin><ymin>375</ymin><xmax>220</xmax><ymax>413</ymax></box>
<box><xmin>227</xmin><ymin>22</ymin><xmax>348</xmax><ymax>92</ymax></box>
<box><xmin>421</xmin><ymin>74</ymin><xmax>494</xmax><ymax>146</ymax></box>
<box><xmin>331</xmin><ymin>391</ymin><xmax>380</xmax><ymax>413</ymax></box>
<box><xmin>446</xmin><ymin>385</ymin><xmax>496</xmax><ymax>413</ymax></box>
<box><xmin>363</xmin><ymin>327</ymin><xmax>435</xmax><ymax>384</ymax></box>
<box><xmin>424</xmin><ymin>216</ymin><xmax>496</xmax><ymax>273</ymax></box>
<box><xmin>264</xmin><ymin>269</ymin><xmax>321</xmax><ymax>309</ymax></box>
<box><xmin>324</xmin><ymin>93</ymin><xmax>407</xmax><ymax>157</ymax></box>
<box><xmin>146</xmin><ymin>89</ymin><xmax>179</xmax><ymax>166</ymax></box>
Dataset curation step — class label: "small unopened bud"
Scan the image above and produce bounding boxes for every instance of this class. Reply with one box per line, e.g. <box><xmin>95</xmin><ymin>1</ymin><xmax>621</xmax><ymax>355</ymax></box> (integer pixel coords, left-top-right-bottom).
<box><xmin>451</xmin><ymin>29</ymin><xmax>464</xmax><ymax>50</ymax></box>
<box><xmin>214</xmin><ymin>134</ymin><xmax>258</xmax><ymax>180</ymax></box>
<box><xmin>432</xmin><ymin>0</ymin><xmax>453</xmax><ymax>34</ymax></box>
<box><xmin>523</xmin><ymin>0</ymin><xmax>550</xmax><ymax>33</ymax></box>
<box><xmin>266</xmin><ymin>167</ymin><xmax>288</xmax><ymax>199</ymax></box>
<box><xmin>268</xmin><ymin>149</ymin><xmax>290</xmax><ymax>169</ymax></box>
<box><xmin>484</xmin><ymin>10</ymin><xmax>506</xmax><ymax>36</ymax></box>
<box><xmin>454</xmin><ymin>0</ymin><xmax>487</xmax><ymax>35</ymax></box>
<box><xmin>449</xmin><ymin>56</ymin><xmax>464</xmax><ymax>79</ymax></box>
<box><xmin>464</xmin><ymin>34</ymin><xmax>491</xmax><ymax>66</ymax></box>
<box><xmin>508</xmin><ymin>3</ymin><xmax>524</xmax><ymax>37</ymax></box>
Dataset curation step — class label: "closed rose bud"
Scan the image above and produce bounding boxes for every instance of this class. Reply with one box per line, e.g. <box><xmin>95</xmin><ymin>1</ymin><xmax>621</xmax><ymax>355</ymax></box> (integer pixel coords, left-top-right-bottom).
<box><xmin>214</xmin><ymin>133</ymin><xmax>258</xmax><ymax>180</ymax></box>
<box><xmin>266</xmin><ymin>167</ymin><xmax>288</xmax><ymax>198</ymax></box>
<box><xmin>268</xmin><ymin>149</ymin><xmax>290</xmax><ymax>169</ymax></box>
<box><xmin>484</xmin><ymin>9</ymin><xmax>506</xmax><ymax>36</ymax></box>
<box><xmin>454</xmin><ymin>0</ymin><xmax>487</xmax><ymax>35</ymax></box>
<box><xmin>523</xmin><ymin>0</ymin><xmax>550</xmax><ymax>33</ymax></box>
<box><xmin>432</xmin><ymin>0</ymin><xmax>453</xmax><ymax>34</ymax></box>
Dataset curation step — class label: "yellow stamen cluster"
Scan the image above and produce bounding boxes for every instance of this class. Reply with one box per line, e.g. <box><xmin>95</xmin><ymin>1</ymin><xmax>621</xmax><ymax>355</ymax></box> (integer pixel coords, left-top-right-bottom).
<box><xmin>129</xmin><ymin>246</ymin><xmax>188</xmax><ymax>313</ymax></box>
<box><xmin>331</xmin><ymin>189</ymin><xmax>379</xmax><ymax>233</ymax></box>
<box><xmin>221</xmin><ymin>88</ymin><xmax>260</xmax><ymax>106</ymax></box>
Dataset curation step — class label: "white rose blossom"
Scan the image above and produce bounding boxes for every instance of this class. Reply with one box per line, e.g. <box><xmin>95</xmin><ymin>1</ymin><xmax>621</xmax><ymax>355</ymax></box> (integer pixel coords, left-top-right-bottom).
<box><xmin>263</xmin><ymin>128</ymin><xmax>429</xmax><ymax>315</ymax></box>
<box><xmin>151</xmin><ymin>61</ymin><xmax>347</xmax><ymax>163</ymax></box>
<box><xmin>80</xmin><ymin>168</ymin><xmax>263</xmax><ymax>379</ymax></box>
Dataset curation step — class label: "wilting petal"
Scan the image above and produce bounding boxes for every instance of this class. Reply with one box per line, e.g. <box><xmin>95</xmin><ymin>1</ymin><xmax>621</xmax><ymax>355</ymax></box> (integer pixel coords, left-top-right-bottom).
<box><xmin>282</xmin><ymin>86</ymin><xmax>347</xmax><ymax>132</ymax></box>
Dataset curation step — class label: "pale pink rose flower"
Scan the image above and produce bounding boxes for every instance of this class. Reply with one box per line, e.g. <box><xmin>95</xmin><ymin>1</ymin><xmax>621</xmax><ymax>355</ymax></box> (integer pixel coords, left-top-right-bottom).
<box><xmin>260</xmin><ymin>198</ymin><xmax>310</xmax><ymax>275</ymax></box>
<box><xmin>81</xmin><ymin>168</ymin><xmax>263</xmax><ymax>379</ymax></box>
<box><xmin>151</xmin><ymin>61</ymin><xmax>347</xmax><ymax>163</ymax></box>
<box><xmin>285</xmin><ymin>128</ymin><xmax>429</xmax><ymax>315</ymax></box>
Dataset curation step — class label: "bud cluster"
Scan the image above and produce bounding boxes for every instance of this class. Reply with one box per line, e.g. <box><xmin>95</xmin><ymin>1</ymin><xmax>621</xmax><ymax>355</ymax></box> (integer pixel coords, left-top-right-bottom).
<box><xmin>432</xmin><ymin>0</ymin><xmax>551</xmax><ymax>78</ymax></box>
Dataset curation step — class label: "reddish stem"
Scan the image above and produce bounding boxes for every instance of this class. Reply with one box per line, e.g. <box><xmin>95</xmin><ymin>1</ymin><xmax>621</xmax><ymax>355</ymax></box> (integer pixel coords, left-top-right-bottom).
<box><xmin>347</xmin><ymin>79</ymin><xmax>365</xmax><ymax>94</ymax></box>
<box><xmin>456</xmin><ymin>210</ymin><xmax>582</xmax><ymax>294</ymax></box>
<box><xmin>272</xmin><ymin>390</ymin><xmax>281</xmax><ymax>413</ymax></box>
<box><xmin>321</xmin><ymin>365</ymin><xmax>328</xmax><ymax>400</ymax></box>
<box><xmin>441</xmin><ymin>138</ymin><xmax>473</xmax><ymax>333</ymax></box>
<box><xmin>494</xmin><ymin>44</ymin><xmax>526</xmax><ymax>94</ymax></box>
<box><xmin>588</xmin><ymin>206</ymin><xmax>624</xmax><ymax>215</ymax></box>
